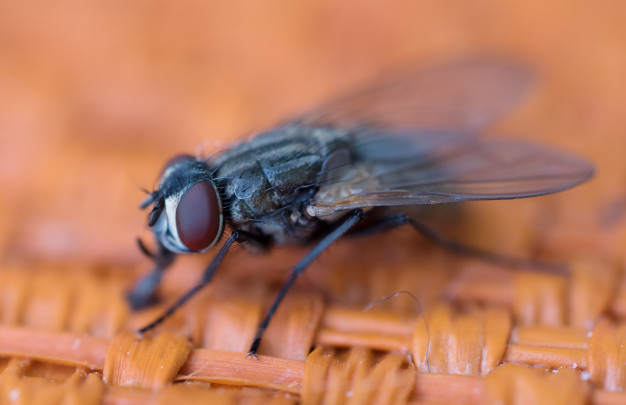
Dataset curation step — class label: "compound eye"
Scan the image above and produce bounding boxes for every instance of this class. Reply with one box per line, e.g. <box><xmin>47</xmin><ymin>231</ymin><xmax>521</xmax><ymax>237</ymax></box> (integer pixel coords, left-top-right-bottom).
<box><xmin>175</xmin><ymin>181</ymin><xmax>221</xmax><ymax>251</ymax></box>
<box><xmin>161</xmin><ymin>154</ymin><xmax>195</xmax><ymax>176</ymax></box>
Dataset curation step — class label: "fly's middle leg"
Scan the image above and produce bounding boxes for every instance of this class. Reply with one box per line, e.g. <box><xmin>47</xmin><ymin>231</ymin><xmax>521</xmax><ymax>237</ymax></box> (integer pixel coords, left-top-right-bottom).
<box><xmin>247</xmin><ymin>209</ymin><xmax>365</xmax><ymax>358</ymax></box>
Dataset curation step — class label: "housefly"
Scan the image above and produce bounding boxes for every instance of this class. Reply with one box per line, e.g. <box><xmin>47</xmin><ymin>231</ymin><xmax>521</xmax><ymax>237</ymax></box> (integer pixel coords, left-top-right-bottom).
<box><xmin>129</xmin><ymin>56</ymin><xmax>594</xmax><ymax>357</ymax></box>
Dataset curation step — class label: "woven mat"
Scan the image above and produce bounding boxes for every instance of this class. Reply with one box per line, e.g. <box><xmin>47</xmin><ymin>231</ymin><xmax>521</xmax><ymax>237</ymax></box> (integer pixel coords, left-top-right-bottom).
<box><xmin>1</xmin><ymin>1</ymin><xmax>626</xmax><ymax>404</ymax></box>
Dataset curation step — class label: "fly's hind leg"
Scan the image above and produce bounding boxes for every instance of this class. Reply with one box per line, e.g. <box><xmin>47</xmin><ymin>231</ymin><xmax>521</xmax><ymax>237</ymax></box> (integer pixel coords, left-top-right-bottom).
<box><xmin>247</xmin><ymin>209</ymin><xmax>364</xmax><ymax>358</ymax></box>
<box><xmin>348</xmin><ymin>212</ymin><xmax>567</xmax><ymax>275</ymax></box>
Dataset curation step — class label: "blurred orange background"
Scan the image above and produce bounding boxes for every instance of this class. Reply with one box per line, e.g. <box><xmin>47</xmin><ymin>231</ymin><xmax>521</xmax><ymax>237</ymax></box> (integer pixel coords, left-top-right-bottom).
<box><xmin>2</xmin><ymin>2</ymin><xmax>626</xmax><ymax>401</ymax></box>
<box><xmin>0</xmin><ymin>0</ymin><xmax>624</xmax><ymax>324</ymax></box>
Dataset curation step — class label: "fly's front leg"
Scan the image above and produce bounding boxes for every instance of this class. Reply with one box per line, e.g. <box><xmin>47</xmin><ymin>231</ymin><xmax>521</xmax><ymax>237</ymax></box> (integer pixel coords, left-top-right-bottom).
<box><xmin>247</xmin><ymin>209</ymin><xmax>364</xmax><ymax>358</ymax></box>
<box><xmin>127</xmin><ymin>239</ymin><xmax>176</xmax><ymax>310</ymax></box>
<box><xmin>137</xmin><ymin>231</ymin><xmax>252</xmax><ymax>334</ymax></box>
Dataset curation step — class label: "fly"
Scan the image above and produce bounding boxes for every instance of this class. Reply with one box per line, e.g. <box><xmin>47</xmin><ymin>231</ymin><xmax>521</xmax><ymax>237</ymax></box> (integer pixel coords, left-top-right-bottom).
<box><xmin>128</xmin><ymin>56</ymin><xmax>594</xmax><ymax>357</ymax></box>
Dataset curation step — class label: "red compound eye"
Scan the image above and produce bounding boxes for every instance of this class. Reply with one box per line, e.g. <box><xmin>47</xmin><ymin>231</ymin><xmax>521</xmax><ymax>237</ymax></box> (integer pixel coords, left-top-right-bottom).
<box><xmin>175</xmin><ymin>181</ymin><xmax>221</xmax><ymax>251</ymax></box>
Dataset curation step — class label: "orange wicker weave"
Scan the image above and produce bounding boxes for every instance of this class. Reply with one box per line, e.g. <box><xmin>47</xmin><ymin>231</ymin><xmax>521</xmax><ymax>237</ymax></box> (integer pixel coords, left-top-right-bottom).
<box><xmin>1</xmin><ymin>1</ymin><xmax>625</xmax><ymax>404</ymax></box>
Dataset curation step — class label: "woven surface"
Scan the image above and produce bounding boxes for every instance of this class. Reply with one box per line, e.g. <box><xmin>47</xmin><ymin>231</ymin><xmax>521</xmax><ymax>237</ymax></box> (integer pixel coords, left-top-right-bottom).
<box><xmin>1</xmin><ymin>1</ymin><xmax>626</xmax><ymax>404</ymax></box>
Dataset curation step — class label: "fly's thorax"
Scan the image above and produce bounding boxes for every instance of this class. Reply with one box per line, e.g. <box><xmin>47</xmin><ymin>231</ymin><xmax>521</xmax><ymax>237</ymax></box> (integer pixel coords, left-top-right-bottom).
<box><xmin>209</xmin><ymin>125</ymin><xmax>352</xmax><ymax>244</ymax></box>
<box><xmin>218</xmin><ymin>164</ymin><xmax>320</xmax><ymax>244</ymax></box>
<box><xmin>210</xmin><ymin>125</ymin><xmax>352</xmax><ymax>175</ymax></box>
<box><xmin>212</xmin><ymin>126</ymin><xmax>349</xmax><ymax>208</ymax></box>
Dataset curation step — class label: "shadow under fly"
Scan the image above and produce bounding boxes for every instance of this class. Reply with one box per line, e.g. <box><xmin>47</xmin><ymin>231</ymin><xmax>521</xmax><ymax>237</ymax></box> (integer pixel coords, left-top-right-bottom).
<box><xmin>128</xmin><ymin>56</ymin><xmax>594</xmax><ymax>357</ymax></box>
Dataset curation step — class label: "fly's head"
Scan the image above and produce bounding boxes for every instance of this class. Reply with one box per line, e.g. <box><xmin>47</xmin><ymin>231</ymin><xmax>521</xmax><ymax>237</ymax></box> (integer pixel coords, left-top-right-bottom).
<box><xmin>141</xmin><ymin>154</ymin><xmax>224</xmax><ymax>253</ymax></box>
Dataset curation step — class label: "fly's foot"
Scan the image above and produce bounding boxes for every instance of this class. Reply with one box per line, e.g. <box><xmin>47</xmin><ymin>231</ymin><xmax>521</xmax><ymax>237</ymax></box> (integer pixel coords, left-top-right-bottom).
<box><xmin>245</xmin><ymin>351</ymin><xmax>259</xmax><ymax>360</ymax></box>
<box><xmin>246</xmin><ymin>338</ymin><xmax>261</xmax><ymax>359</ymax></box>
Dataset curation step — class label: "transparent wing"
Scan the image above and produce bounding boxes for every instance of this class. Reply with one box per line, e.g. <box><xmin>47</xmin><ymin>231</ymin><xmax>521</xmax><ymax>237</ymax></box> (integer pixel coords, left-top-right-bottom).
<box><xmin>308</xmin><ymin>138</ymin><xmax>594</xmax><ymax>217</ymax></box>
<box><xmin>263</xmin><ymin>55</ymin><xmax>591</xmax><ymax>217</ymax></box>
<box><xmin>292</xmin><ymin>55</ymin><xmax>533</xmax><ymax>135</ymax></box>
